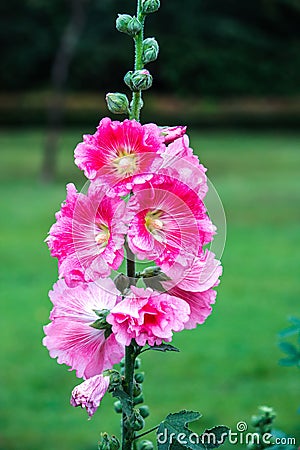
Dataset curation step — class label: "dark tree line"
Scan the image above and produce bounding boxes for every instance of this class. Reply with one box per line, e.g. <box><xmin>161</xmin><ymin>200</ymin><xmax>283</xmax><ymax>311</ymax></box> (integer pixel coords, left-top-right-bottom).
<box><xmin>1</xmin><ymin>0</ymin><xmax>300</xmax><ymax>96</ymax></box>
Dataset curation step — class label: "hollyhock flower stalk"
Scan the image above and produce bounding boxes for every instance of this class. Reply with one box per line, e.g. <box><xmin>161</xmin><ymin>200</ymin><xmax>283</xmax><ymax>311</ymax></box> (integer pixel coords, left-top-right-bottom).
<box><xmin>43</xmin><ymin>0</ymin><xmax>225</xmax><ymax>447</ymax></box>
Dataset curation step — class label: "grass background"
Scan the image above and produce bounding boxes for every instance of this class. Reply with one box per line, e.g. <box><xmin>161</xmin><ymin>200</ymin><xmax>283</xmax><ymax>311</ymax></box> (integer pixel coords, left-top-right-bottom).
<box><xmin>0</xmin><ymin>127</ymin><xmax>299</xmax><ymax>450</ymax></box>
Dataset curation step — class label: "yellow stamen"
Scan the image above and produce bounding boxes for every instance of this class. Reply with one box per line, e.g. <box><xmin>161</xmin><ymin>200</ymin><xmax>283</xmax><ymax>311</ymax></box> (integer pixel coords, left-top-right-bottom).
<box><xmin>113</xmin><ymin>150</ymin><xmax>137</xmax><ymax>177</ymax></box>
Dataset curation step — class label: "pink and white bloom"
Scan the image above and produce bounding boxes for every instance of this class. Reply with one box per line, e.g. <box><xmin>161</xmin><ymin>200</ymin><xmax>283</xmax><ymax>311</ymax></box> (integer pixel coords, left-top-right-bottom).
<box><xmin>161</xmin><ymin>251</ymin><xmax>222</xmax><ymax>329</ymax></box>
<box><xmin>46</xmin><ymin>183</ymin><xmax>128</xmax><ymax>286</ymax></box>
<box><xmin>127</xmin><ymin>175</ymin><xmax>215</xmax><ymax>269</ymax></box>
<box><xmin>43</xmin><ymin>278</ymin><xmax>124</xmax><ymax>379</ymax></box>
<box><xmin>107</xmin><ymin>286</ymin><xmax>190</xmax><ymax>346</ymax></box>
<box><xmin>74</xmin><ymin>118</ymin><xmax>164</xmax><ymax>195</ymax></box>
<box><xmin>70</xmin><ymin>374</ymin><xmax>110</xmax><ymax>417</ymax></box>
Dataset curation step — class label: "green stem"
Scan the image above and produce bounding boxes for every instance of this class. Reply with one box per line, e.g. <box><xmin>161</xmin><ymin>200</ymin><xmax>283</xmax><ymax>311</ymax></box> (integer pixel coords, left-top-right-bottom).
<box><xmin>134</xmin><ymin>425</ymin><xmax>159</xmax><ymax>440</ymax></box>
<box><xmin>130</xmin><ymin>0</ymin><xmax>145</xmax><ymax>121</ymax></box>
<box><xmin>122</xmin><ymin>243</ymin><xmax>137</xmax><ymax>450</ymax></box>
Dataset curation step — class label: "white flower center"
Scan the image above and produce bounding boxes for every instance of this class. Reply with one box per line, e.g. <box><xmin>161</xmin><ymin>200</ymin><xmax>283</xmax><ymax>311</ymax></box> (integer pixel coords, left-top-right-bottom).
<box><xmin>113</xmin><ymin>150</ymin><xmax>137</xmax><ymax>177</ymax></box>
<box><xmin>145</xmin><ymin>210</ymin><xmax>165</xmax><ymax>242</ymax></box>
<box><xmin>95</xmin><ymin>224</ymin><xmax>110</xmax><ymax>251</ymax></box>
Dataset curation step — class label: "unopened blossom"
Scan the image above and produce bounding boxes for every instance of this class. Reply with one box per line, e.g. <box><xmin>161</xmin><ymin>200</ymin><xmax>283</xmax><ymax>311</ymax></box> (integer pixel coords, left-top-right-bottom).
<box><xmin>70</xmin><ymin>374</ymin><xmax>110</xmax><ymax>417</ymax></box>
<box><xmin>162</xmin><ymin>251</ymin><xmax>222</xmax><ymax>329</ymax></box>
<box><xmin>74</xmin><ymin>118</ymin><xmax>164</xmax><ymax>195</ymax></box>
<box><xmin>46</xmin><ymin>183</ymin><xmax>128</xmax><ymax>286</ymax></box>
<box><xmin>127</xmin><ymin>175</ymin><xmax>215</xmax><ymax>269</ymax></box>
<box><xmin>107</xmin><ymin>286</ymin><xmax>190</xmax><ymax>346</ymax></box>
<box><xmin>43</xmin><ymin>278</ymin><xmax>124</xmax><ymax>379</ymax></box>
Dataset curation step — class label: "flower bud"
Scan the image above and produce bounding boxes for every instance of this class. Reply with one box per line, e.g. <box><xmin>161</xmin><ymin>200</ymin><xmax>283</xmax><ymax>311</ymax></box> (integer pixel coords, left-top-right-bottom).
<box><xmin>133</xmin><ymin>383</ymin><xmax>142</xmax><ymax>397</ymax></box>
<box><xmin>142</xmin><ymin>38</ymin><xmax>159</xmax><ymax>64</ymax></box>
<box><xmin>132</xmin><ymin>410</ymin><xmax>145</xmax><ymax>431</ymax></box>
<box><xmin>116</xmin><ymin>14</ymin><xmax>142</xmax><ymax>37</ymax></box>
<box><xmin>98</xmin><ymin>433</ymin><xmax>120</xmax><ymax>450</ymax></box>
<box><xmin>134</xmin><ymin>372</ymin><xmax>145</xmax><ymax>383</ymax></box>
<box><xmin>114</xmin><ymin>273</ymin><xmax>130</xmax><ymax>293</ymax></box>
<box><xmin>133</xmin><ymin>393</ymin><xmax>144</xmax><ymax>405</ymax></box>
<box><xmin>114</xmin><ymin>400</ymin><xmax>122</xmax><ymax>414</ymax></box>
<box><xmin>141</xmin><ymin>0</ymin><xmax>160</xmax><ymax>14</ymax></box>
<box><xmin>124</xmin><ymin>71</ymin><xmax>134</xmax><ymax>90</ymax></box>
<box><xmin>138</xmin><ymin>440</ymin><xmax>154</xmax><ymax>450</ymax></box>
<box><xmin>131</xmin><ymin>70</ymin><xmax>153</xmax><ymax>91</ymax></box>
<box><xmin>106</xmin><ymin>93</ymin><xmax>129</xmax><ymax>115</ymax></box>
<box><xmin>134</xmin><ymin>358</ymin><xmax>141</xmax><ymax>369</ymax></box>
<box><xmin>139</xmin><ymin>405</ymin><xmax>150</xmax><ymax>418</ymax></box>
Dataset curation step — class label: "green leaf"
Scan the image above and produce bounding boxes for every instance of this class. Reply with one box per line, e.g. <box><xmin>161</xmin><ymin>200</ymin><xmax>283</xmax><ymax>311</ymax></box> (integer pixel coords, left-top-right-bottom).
<box><xmin>278</xmin><ymin>342</ymin><xmax>299</xmax><ymax>356</ymax></box>
<box><xmin>148</xmin><ymin>344</ymin><xmax>180</xmax><ymax>353</ymax></box>
<box><xmin>157</xmin><ymin>410</ymin><xmax>205</xmax><ymax>450</ymax></box>
<box><xmin>278</xmin><ymin>325</ymin><xmax>300</xmax><ymax>338</ymax></box>
<box><xmin>278</xmin><ymin>356</ymin><xmax>300</xmax><ymax>367</ymax></box>
<box><xmin>157</xmin><ymin>411</ymin><xmax>229</xmax><ymax>450</ymax></box>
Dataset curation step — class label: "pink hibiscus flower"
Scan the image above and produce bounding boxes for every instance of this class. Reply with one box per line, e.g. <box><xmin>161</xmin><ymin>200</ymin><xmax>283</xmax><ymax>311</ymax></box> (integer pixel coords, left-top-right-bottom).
<box><xmin>70</xmin><ymin>374</ymin><xmax>110</xmax><ymax>417</ymax></box>
<box><xmin>127</xmin><ymin>175</ymin><xmax>215</xmax><ymax>269</ymax></box>
<box><xmin>46</xmin><ymin>183</ymin><xmax>128</xmax><ymax>286</ymax></box>
<box><xmin>43</xmin><ymin>278</ymin><xmax>124</xmax><ymax>379</ymax></box>
<box><xmin>107</xmin><ymin>286</ymin><xmax>190</xmax><ymax>346</ymax></box>
<box><xmin>161</xmin><ymin>251</ymin><xmax>222</xmax><ymax>329</ymax></box>
<box><xmin>74</xmin><ymin>118</ymin><xmax>164</xmax><ymax>195</ymax></box>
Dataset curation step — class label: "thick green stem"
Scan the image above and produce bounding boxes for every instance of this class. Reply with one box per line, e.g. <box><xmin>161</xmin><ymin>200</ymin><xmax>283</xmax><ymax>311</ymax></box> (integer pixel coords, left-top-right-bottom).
<box><xmin>121</xmin><ymin>244</ymin><xmax>137</xmax><ymax>450</ymax></box>
<box><xmin>130</xmin><ymin>0</ymin><xmax>145</xmax><ymax>121</ymax></box>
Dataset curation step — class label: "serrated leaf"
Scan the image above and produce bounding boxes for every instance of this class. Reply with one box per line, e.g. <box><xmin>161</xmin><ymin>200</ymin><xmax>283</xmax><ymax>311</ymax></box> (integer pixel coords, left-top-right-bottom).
<box><xmin>278</xmin><ymin>342</ymin><xmax>299</xmax><ymax>356</ymax></box>
<box><xmin>149</xmin><ymin>343</ymin><xmax>180</xmax><ymax>353</ymax></box>
<box><xmin>157</xmin><ymin>410</ymin><xmax>205</xmax><ymax>450</ymax></box>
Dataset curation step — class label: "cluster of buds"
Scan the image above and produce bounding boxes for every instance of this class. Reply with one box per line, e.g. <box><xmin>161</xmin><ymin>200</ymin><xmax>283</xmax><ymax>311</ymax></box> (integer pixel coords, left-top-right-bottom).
<box><xmin>247</xmin><ymin>406</ymin><xmax>276</xmax><ymax>450</ymax></box>
<box><xmin>106</xmin><ymin>0</ymin><xmax>160</xmax><ymax>116</ymax></box>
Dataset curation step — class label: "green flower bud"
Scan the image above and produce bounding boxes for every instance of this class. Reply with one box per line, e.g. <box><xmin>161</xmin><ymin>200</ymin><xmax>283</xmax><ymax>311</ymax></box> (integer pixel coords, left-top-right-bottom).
<box><xmin>138</xmin><ymin>440</ymin><xmax>154</xmax><ymax>450</ymax></box>
<box><xmin>124</xmin><ymin>71</ymin><xmax>134</xmax><ymax>90</ymax></box>
<box><xmin>134</xmin><ymin>358</ymin><xmax>141</xmax><ymax>369</ymax></box>
<box><xmin>132</xmin><ymin>410</ymin><xmax>145</xmax><ymax>431</ymax></box>
<box><xmin>142</xmin><ymin>38</ymin><xmax>159</xmax><ymax>64</ymax></box>
<box><xmin>131</xmin><ymin>70</ymin><xmax>153</xmax><ymax>91</ymax></box>
<box><xmin>133</xmin><ymin>393</ymin><xmax>144</xmax><ymax>405</ymax></box>
<box><xmin>139</xmin><ymin>405</ymin><xmax>150</xmax><ymax>418</ymax></box>
<box><xmin>133</xmin><ymin>383</ymin><xmax>142</xmax><ymax>397</ymax></box>
<box><xmin>98</xmin><ymin>433</ymin><xmax>120</xmax><ymax>450</ymax></box>
<box><xmin>106</xmin><ymin>93</ymin><xmax>129</xmax><ymax>115</ymax></box>
<box><xmin>113</xmin><ymin>400</ymin><xmax>122</xmax><ymax>414</ymax></box>
<box><xmin>114</xmin><ymin>273</ymin><xmax>130</xmax><ymax>293</ymax></box>
<box><xmin>141</xmin><ymin>0</ymin><xmax>160</xmax><ymax>14</ymax></box>
<box><xmin>134</xmin><ymin>372</ymin><xmax>145</xmax><ymax>383</ymax></box>
<box><xmin>116</xmin><ymin>14</ymin><xmax>142</xmax><ymax>37</ymax></box>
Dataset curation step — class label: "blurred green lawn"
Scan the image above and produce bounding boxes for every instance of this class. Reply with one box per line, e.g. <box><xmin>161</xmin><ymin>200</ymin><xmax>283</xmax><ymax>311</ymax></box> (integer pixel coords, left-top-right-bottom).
<box><xmin>0</xmin><ymin>128</ymin><xmax>299</xmax><ymax>450</ymax></box>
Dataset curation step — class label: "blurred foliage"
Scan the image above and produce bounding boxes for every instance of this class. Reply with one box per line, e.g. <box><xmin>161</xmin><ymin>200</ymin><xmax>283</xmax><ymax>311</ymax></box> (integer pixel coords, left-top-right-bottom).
<box><xmin>1</xmin><ymin>0</ymin><xmax>300</xmax><ymax>96</ymax></box>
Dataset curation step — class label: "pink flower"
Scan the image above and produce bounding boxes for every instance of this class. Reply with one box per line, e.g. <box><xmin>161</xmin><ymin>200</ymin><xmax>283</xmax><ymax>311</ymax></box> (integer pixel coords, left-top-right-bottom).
<box><xmin>46</xmin><ymin>183</ymin><xmax>128</xmax><ymax>286</ymax></box>
<box><xmin>161</xmin><ymin>251</ymin><xmax>222</xmax><ymax>329</ymax></box>
<box><xmin>74</xmin><ymin>118</ymin><xmax>164</xmax><ymax>195</ymax></box>
<box><xmin>127</xmin><ymin>175</ymin><xmax>215</xmax><ymax>269</ymax></box>
<box><xmin>107</xmin><ymin>286</ymin><xmax>190</xmax><ymax>347</ymax></box>
<box><xmin>70</xmin><ymin>374</ymin><xmax>110</xmax><ymax>417</ymax></box>
<box><xmin>43</xmin><ymin>278</ymin><xmax>124</xmax><ymax>379</ymax></box>
<box><xmin>163</xmin><ymin>285</ymin><xmax>216</xmax><ymax>330</ymax></box>
<box><xmin>160</xmin><ymin>135</ymin><xmax>208</xmax><ymax>199</ymax></box>
<box><xmin>159</xmin><ymin>125</ymin><xmax>187</xmax><ymax>144</ymax></box>
<box><xmin>161</xmin><ymin>250</ymin><xmax>222</xmax><ymax>292</ymax></box>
